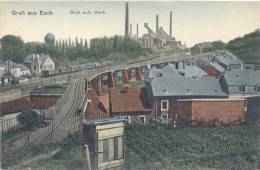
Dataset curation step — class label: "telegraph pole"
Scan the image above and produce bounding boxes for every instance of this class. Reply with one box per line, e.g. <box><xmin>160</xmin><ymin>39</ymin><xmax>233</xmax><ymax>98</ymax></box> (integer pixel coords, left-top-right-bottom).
<box><xmin>1</xmin><ymin>117</ymin><xmax>5</xmax><ymax>168</ymax></box>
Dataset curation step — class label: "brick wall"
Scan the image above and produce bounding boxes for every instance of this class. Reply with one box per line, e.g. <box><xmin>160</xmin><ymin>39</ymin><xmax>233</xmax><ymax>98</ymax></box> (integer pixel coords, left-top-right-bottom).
<box><xmin>0</xmin><ymin>95</ymin><xmax>61</xmax><ymax>115</ymax></box>
<box><xmin>191</xmin><ymin>100</ymin><xmax>245</xmax><ymax>126</ymax></box>
<box><xmin>29</xmin><ymin>95</ymin><xmax>61</xmax><ymax>110</ymax></box>
<box><xmin>174</xmin><ymin>101</ymin><xmax>192</xmax><ymax>123</ymax></box>
<box><xmin>154</xmin><ymin>99</ymin><xmax>245</xmax><ymax>126</ymax></box>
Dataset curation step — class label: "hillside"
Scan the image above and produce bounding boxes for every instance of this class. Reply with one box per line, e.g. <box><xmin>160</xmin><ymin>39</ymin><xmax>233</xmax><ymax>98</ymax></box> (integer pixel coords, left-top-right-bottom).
<box><xmin>226</xmin><ymin>30</ymin><xmax>260</xmax><ymax>63</ymax></box>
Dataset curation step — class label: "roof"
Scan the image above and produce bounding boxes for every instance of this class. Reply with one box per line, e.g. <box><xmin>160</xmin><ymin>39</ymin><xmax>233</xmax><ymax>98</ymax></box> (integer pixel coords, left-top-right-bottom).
<box><xmin>196</xmin><ymin>42</ymin><xmax>212</xmax><ymax>49</ymax></box>
<box><xmin>84</xmin><ymin>86</ymin><xmax>110</xmax><ymax>120</ymax></box>
<box><xmin>172</xmin><ymin>62</ymin><xmax>207</xmax><ymax>78</ymax></box>
<box><xmin>148</xmin><ymin>65</ymin><xmax>182</xmax><ymax>79</ymax></box>
<box><xmin>202</xmin><ymin>65</ymin><xmax>219</xmax><ymax>78</ymax></box>
<box><xmin>81</xmin><ymin>117</ymin><xmax>124</xmax><ymax>126</ymax></box>
<box><xmin>109</xmin><ymin>87</ymin><xmax>153</xmax><ymax>113</ymax></box>
<box><xmin>224</xmin><ymin>69</ymin><xmax>260</xmax><ymax>85</ymax></box>
<box><xmin>1</xmin><ymin>61</ymin><xmax>29</xmax><ymax>71</ymax></box>
<box><xmin>99</xmin><ymin>94</ymin><xmax>109</xmax><ymax>113</ymax></box>
<box><xmin>209</xmin><ymin>61</ymin><xmax>225</xmax><ymax>72</ymax></box>
<box><xmin>147</xmin><ymin>66</ymin><xmax>227</xmax><ymax>98</ymax></box>
<box><xmin>25</xmin><ymin>54</ymin><xmax>50</xmax><ymax>65</ymax></box>
<box><xmin>215</xmin><ymin>51</ymin><xmax>243</xmax><ymax>66</ymax></box>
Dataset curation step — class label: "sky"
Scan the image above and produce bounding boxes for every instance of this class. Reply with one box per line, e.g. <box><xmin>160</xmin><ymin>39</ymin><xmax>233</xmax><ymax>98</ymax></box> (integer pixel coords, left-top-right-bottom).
<box><xmin>0</xmin><ymin>1</ymin><xmax>260</xmax><ymax>47</ymax></box>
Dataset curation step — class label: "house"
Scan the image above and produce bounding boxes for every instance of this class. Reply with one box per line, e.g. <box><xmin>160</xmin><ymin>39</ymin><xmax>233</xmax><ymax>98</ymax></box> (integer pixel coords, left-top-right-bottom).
<box><xmin>0</xmin><ymin>64</ymin><xmax>5</xmax><ymax>77</ymax></box>
<box><xmin>191</xmin><ymin>42</ymin><xmax>212</xmax><ymax>55</ymax></box>
<box><xmin>214</xmin><ymin>51</ymin><xmax>243</xmax><ymax>70</ymax></box>
<box><xmin>209</xmin><ymin>60</ymin><xmax>226</xmax><ymax>73</ymax></box>
<box><xmin>109</xmin><ymin>86</ymin><xmax>153</xmax><ymax>124</ymax></box>
<box><xmin>220</xmin><ymin>69</ymin><xmax>260</xmax><ymax>95</ymax></box>
<box><xmin>1</xmin><ymin>61</ymin><xmax>30</xmax><ymax>78</ymax></box>
<box><xmin>25</xmin><ymin>54</ymin><xmax>55</xmax><ymax>75</ymax></box>
<box><xmin>84</xmin><ymin>86</ymin><xmax>110</xmax><ymax>120</ymax></box>
<box><xmin>171</xmin><ymin>62</ymin><xmax>208</xmax><ymax>78</ymax></box>
<box><xmin>145</xmin><ymin>65</ymin><xmax>245</xmax><ymax>125</ymax></box>
<box><xmin>82</xmin><ymin>117</ymin><xmax>125</xmax><ymax>170</ymax></box>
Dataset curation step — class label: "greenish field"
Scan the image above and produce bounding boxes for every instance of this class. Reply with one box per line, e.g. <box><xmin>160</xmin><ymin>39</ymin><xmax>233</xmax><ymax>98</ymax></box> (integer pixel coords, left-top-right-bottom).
<box><xmin>124</xmin><ymin>124</ymin><xmax>260</xmax><ymax>169</ymax></box>
<box><xmin>14</xmin><ymin>124</ymin><xmax>259</xmax><ymax>170</ymax></box>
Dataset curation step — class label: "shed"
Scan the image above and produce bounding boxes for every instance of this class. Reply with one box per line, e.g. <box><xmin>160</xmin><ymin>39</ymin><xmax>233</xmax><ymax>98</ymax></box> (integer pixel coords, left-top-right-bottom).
<box><xmin>82</xmin><ymin>117</ymin><xmax>125</xmax><ymax>170</ymax></box>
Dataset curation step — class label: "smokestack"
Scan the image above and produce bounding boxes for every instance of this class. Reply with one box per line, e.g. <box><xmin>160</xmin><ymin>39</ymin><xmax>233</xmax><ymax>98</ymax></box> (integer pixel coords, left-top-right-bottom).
<box><xmin>170</xmin><ymin>11</ymin><xmax>172</xmax><ymax>37</ymax></box>
<box><xmin>130</xmin><ymin>23</ymin><xmax>132</xmax><ymax>36</ymax></box>
<box><xmin>125</xmin><ymin>2</ymin><xmax>129</xmax><ymax>38</ymax></box>
<box><xmin>156</xmin><ymin>14</ymin><xmax>159</xmax><ymax>34</ymax></box>
<box><xmin>136</xmin><ymin>23</ymin><xmax>139</xmax><ymax>38</ymax></box>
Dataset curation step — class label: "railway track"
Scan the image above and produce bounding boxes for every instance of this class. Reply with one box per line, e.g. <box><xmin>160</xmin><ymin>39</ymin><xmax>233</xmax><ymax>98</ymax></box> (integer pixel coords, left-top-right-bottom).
<box><xmin>28</xmin><ymin>77</ymin><xmax>84</xmax><ymax>144</ymax></box>
<box><xmin>2</xmin><ymin>52</ymin><xmax>196</xmax><ymax>148</ymax></box>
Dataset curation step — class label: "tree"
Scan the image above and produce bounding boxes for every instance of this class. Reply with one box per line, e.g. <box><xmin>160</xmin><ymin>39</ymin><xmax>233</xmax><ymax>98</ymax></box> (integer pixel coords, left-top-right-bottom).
<box><xmin>0</xmin><ymin>35</ymin><xmax>24</xmax><ymax>63</ymax></box>
<box><xmin>17</xmin><ymin>109</ymin><xmax>46</xmax><ymax>130</ymax></box>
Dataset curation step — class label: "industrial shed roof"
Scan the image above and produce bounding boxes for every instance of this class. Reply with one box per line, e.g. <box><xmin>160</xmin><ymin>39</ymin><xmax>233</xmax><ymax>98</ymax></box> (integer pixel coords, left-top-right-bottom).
<box><xmin>147</xmin><ymin>65</ymin><xmax>227</xmax><ymax>98</ymax></box>
<box><xmin>215</xmin><ymin>51</ymin><xmax>243</xmax><ymax>66</ymax></box>
<box><xmin>224</xmin><ymin>69</ymin><xmax>260</xmax><ymax>85</ymax></box>
<box><xmin>171</xmin><ymin>63</ymin><xmax>207</xmax><ymax>78</ymax></box>
<box><xmin>209</xmin><ymin>61</ymin><xmax>226</xmax><ymax>72</ymax></box>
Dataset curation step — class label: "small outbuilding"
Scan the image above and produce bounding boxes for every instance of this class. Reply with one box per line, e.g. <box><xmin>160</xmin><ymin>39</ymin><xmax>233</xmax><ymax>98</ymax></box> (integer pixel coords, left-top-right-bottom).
<box><xmin>82</xmin><ymin>117</ymin><xmax>125</xmax><ymax>170</ymax></box>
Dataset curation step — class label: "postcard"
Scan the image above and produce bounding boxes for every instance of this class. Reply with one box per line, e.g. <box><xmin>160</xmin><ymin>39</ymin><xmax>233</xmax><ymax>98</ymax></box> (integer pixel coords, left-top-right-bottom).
<box><xmin>0</xmin><ymin>1</ymin><xmax>259</xmax><ymax>169</ymax></box>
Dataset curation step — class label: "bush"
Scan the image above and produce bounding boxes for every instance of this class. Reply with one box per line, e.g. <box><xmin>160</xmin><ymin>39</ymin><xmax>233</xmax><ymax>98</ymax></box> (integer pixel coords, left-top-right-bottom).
<box><xmin>17</xmin><ymin>109</ymin><xmax>46</xmax><ymax>130</ymax></box>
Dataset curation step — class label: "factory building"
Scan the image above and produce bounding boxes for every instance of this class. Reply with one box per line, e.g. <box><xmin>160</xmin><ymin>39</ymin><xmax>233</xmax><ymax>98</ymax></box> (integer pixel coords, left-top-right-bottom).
<box><xmin>124</xmin><ymin>2</ymin><xmax>185</xmax><ymax>50</ymax></box>
<box><xmin>220</xmin><ymin>69</ymin><xmax>260</xmax><ymax>95</ymax></box>
<box><xmin>145</xmin><ymin>65</ymin><xmax>245</xmax><ymax>125</ymax></box>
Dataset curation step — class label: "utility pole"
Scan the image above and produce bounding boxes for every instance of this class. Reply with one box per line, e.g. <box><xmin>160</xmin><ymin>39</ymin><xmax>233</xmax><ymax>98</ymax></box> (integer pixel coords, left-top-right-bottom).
<box><xmin>0</xmin><ymin>117</ymin><xmax>5</xmax><ymax>169</ymax></box>
<box><xmin>84</xmin><ymin>144</ymin><xmax>91</xmax><ymax>170</ymax></box>
<box><xmin>40</xmin><ymin>73</ymin><xmax>43</xmax><ymax>87</ymax></box>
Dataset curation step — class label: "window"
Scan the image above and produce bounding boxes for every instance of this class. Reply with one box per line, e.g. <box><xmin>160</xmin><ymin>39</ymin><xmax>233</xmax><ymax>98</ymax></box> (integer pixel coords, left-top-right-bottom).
<box><xmin>139</xmin><ymin>115</ymin><xmax>146</xmax><ymax>124</ymax></box>
<box><xmin>256</xmin><ymin>86</ymin><xmax>260</xmax><ymax>92</ymax></box>
<box><xmin>99</xmin><ymin>136</ymin><xmax>123</xmax><ymax>164</ymax></box>
<box><xmin>161</xmin><ymin>100</ymin><xmax>169</xmax><ymax>111</ymax></box>
<box><xmin>98</xmin><ymin>140</ymin><xmax>104</xmax><ymax>163</ymax></box>
<box><xmin>114</xmin><ymin>137</ymin><xmax>118</xmax><ymax>160</ymax></box>
<box><xmin>241</xmin><ymin>85</ymin><xmax>246</xmax><ymax>93</ymax></box>
<box><xmin>161</xmin><ymin>114</ymin><xmax>168</xmax><ymax>120</ymax></box>
<box><xmin>103</xmin><ymin>139</ymin><xmax>109</xmax><ymax>162</ymax></box>
<box><xmin>123</xmin><ymin>116</ymin><xmax>131</xmax><ymax>123</ymax></box>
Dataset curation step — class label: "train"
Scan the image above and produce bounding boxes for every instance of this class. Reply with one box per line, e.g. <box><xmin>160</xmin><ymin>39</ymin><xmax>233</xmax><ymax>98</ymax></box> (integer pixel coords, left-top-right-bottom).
<box><xmin>42</xmin><ymin>62</ymin><xmax>102</xmax><ymax>77</ymax></box>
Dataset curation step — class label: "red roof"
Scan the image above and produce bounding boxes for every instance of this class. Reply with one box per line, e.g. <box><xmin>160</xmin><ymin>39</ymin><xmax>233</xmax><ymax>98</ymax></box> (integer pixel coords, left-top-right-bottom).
<box><xmin>109</xmin><ymin>87</ymin><xmax>152</xmax><ymax>114</ymax></box>
<box><xmin>202</xmin><ymin>65</ymin><xmax>220</xmax><ymax>78</ymax></box>
<box><xmin>85</xmin><ymin>86</ymin><xmax>110</xmax><ymax>120</ymax></box>
<box><xmin>99</xmin><ymin>94</ymin><xmax>109</xmax><ymax>113</ymax></box>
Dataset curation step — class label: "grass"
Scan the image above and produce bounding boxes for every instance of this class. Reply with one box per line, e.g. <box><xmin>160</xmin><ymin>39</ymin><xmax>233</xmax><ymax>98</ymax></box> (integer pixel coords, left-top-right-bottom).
<box><xmin>36</xmin><ymin>145</ymin><xmax>85</xmax><ymax>170</ymax></box>
<box><xmin>5</xmin><ymin>124</ymin><xmax>259</xmax><ymax>169</ymax></box>
<box><xmin>124</xmin><ymin>124</ymin><xmax>260</xmax><ymax>169</ymax></box>
<box><xmin>103</xmin><ymin>80</ymin><xmax>145</xmax><ymax>94</ymax></box>
<box><xmin>32</xmin><ymin>84</ymin><xmax>67</xmax><ymax>94</ymax></box>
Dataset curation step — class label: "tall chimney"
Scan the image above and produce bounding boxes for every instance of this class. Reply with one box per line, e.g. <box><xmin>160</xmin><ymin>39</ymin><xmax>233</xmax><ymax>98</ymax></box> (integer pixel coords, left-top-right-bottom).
<box><xmin>156</xmin><ymin>14</ymin><xmax>159</xmax><ymax>34</ymax></box>
<box><xmin>136</xmin><ymin>23</ymin><xmax>139</xmax><ymax>38</ymax></box>
<box><xmin>130</xmin><ymin>23</ymin><xmax>132</xmax><ymax>37</ymax></box>
<box><xmin>170</xmin><ymin>11</ymin><xmax>172</xmax><ymax>37</ymax></box>
<box><xmin>125</xmin><ymin>2</ymin><xmax>129</xmax><ymax>38</ymax></box>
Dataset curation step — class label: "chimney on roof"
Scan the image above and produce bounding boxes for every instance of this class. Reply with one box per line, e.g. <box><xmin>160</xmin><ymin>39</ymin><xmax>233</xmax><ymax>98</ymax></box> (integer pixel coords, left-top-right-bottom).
<box><xmin>125</xmin><ymin>2</ymin><xmax>129</xmax><ymax>38</ymax></box>
<box><xmin>123</xmin><ymin>84</ymin><xmax>129</xmax><ymax>93</ymax></box>
<box><xmin>136</xmin><ymin>23</ymin><xmax>139</xmax><ymax>38</ymax></box>
<box><xmin>156</xmin><ymin>14</ymin><xmax>159</xmax><ymax>34</ymax></box>
<box><xmin>169</xmin><ymin>11</ymin><xmax>172</xmax><ymax>37</ymax></box>
<box><xmin>130</xmin><ymin>23</ymin><xmax>132</xmax><ymax>37</ymax></box>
